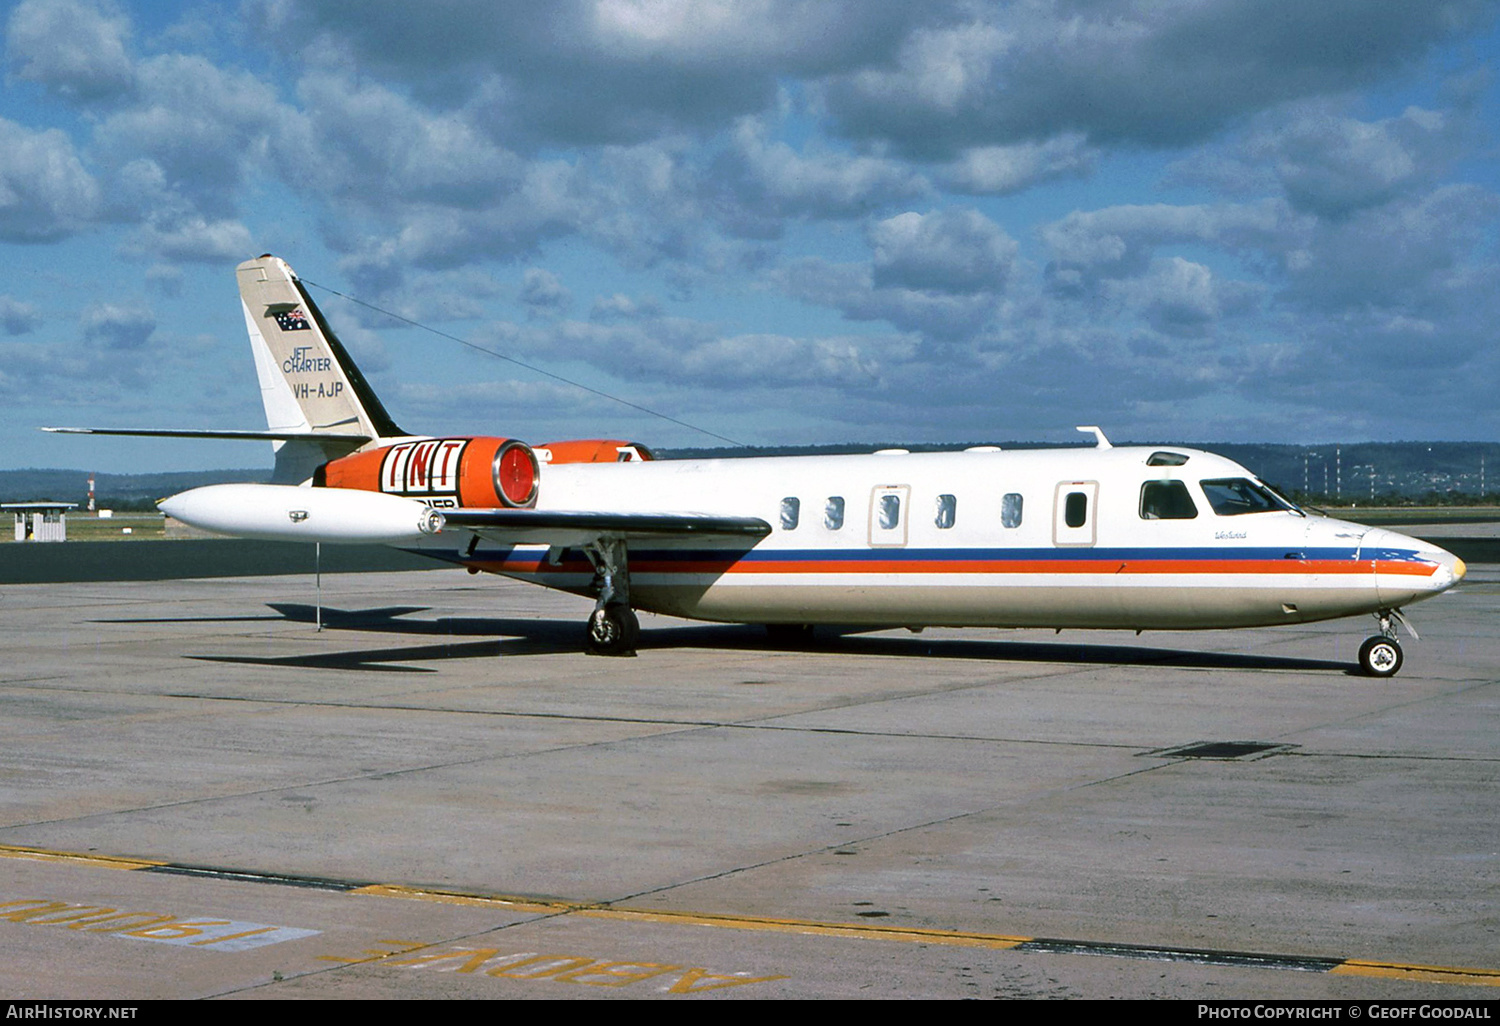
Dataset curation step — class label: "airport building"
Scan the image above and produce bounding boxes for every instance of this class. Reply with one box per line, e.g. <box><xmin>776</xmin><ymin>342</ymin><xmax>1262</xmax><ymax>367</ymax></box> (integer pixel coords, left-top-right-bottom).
<box><xmin>4</xmin><ymin>501</ymin><xmax>78</xmax><ymax>542</ymax></box>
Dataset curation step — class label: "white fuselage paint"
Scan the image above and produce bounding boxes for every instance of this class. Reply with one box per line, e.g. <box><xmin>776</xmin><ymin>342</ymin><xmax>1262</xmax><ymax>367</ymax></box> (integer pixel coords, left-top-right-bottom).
<box><xmin>424</xmin><ymin>445</ymin><xmax>1464</xmax><ymax>631</ymax></box>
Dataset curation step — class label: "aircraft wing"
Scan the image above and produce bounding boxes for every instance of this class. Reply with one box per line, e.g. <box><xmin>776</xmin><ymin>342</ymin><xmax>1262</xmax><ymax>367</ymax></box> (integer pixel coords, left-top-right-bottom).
<box><xmin>440</xmin><ymin>508</ymin><xmax>771</xmax><ymax>547</ymax></box>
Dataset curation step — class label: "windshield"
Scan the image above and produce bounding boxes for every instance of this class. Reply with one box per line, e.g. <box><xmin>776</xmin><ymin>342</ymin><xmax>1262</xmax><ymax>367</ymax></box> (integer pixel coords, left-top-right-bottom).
<box><xmin>1199</xmin><ymin>478</ymin><xmax>1300</xmax><ymax>516</ymax></box>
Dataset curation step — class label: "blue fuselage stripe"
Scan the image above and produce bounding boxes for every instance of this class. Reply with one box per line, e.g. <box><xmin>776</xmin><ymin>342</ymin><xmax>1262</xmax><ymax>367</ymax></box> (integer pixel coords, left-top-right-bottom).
<box><xmin>425</xmin><ymin>544</ymin><xmax>1430</xmax><ymax>566</ymax></box>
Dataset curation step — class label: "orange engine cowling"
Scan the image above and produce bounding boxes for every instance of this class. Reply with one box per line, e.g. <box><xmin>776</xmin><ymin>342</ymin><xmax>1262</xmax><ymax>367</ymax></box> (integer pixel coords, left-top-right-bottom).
<box><xmin>320</xmin><ymin>437</ymin><xmax>539</xmax><ymax>508</ymax></box>
<box><xmin>539</xmin><ymin>439</ymin><xmax>655</xmax><ymax>464</ymax></box>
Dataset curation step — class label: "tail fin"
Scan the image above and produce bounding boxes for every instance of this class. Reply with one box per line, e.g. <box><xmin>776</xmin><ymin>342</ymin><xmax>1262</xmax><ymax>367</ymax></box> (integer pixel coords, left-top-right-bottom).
<box><xmin>237</xmin><ymin>255</ymin><xmax>408</xmax><ymax>482</ymax></box>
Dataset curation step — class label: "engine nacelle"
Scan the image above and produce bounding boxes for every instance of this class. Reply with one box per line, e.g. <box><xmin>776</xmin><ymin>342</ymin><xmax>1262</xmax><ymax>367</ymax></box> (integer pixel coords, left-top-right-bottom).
<box><xmin>319</xmin><ymin>436</ymin><xmax>539</xmax><ymax>508</ymax></box>
<box><xmin>537</xmin><ymin>439</ymin><xmax>655</xmax><ymax>464</ymax></box>
<box><xmin>159</xmin><ymin>483</ymin><xmax>445</xmax><ymax>544</ymax></box>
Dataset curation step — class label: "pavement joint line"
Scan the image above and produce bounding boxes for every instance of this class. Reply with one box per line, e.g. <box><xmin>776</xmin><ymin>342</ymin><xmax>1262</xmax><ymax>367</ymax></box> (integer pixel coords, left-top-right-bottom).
<box><xmin>6</xmin><ymin>842</ymin><xmax>1496</xmax><ymax>986</ymax></box>
<box><xmin>0</xmin><ymin>683</ymin><xmax>1156</xmax><ymax>749</ymax></box>
<box><xmin>142</xmin><ymin>864</ymin><xmax>370</xmax><ymax>890</ymax></box>
<box><xmin>601</xmin><ymin>760</ymin><xmax>1183</xmax><ymax>910</ymax></box>
<box><xmin>0</xmin><ymin>730</ymin><xmax>680</xmax><ymax>832</ymax></box>
<box><xmin>21</xmin><ymin>672</ymin><xmax>1497</xmax><ymax>761</ymax></box>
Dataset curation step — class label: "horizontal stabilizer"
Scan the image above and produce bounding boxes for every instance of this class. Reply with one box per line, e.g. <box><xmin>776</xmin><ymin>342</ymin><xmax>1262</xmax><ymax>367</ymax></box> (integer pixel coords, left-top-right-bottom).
<box><xmin>43</xmin><ymin>427</ymin><xmax>371</xmax><ymax>444</ymax></box>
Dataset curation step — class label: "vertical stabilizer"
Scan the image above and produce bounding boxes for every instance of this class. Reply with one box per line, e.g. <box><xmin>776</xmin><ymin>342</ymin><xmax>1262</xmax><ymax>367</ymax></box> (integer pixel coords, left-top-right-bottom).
<box><xmin>236</xmin><ymin>255</ymin><xmax>408</xmax><ymax>481</ymax></box>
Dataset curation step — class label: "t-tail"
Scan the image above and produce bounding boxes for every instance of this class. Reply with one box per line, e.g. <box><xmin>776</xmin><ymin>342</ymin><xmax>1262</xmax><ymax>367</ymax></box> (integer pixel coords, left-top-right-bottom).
<box><xmin>237</xmin><ymin>255</ymin><xmax>409</xmax><ymax>482</ymax></box>
<box><xmin>43</xmin><ymin>254</ymin><xmax>409</xmax><ymax>483</ymax></box>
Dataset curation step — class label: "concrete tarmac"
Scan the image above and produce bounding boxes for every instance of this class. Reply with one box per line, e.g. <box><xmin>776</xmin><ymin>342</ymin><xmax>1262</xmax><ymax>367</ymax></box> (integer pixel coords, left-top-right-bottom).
<box><xmin>0</xmin><ymin>567</ymin><xmax>1496</xmax><ymax>1000</ymax></box>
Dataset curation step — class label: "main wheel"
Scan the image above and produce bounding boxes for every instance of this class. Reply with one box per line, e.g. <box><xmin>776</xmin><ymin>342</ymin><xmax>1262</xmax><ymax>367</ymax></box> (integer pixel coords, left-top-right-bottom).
<box><xmin>587</xmin><ymin>605</ymin><xmax>639</xmax><ymax>656</ymax></box>
<box><xmin>1358</xmin><ymin>635</ymin><xmax>1403</xmax><ymax>677</ymax></box>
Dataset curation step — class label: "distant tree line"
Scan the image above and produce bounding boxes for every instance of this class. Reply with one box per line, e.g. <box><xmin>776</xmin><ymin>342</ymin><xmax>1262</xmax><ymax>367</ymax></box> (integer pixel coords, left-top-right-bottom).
<box><xmin>6</xmin><ymin>441</ymin><xmax>1498</xmax><ymax>510</ymax></box>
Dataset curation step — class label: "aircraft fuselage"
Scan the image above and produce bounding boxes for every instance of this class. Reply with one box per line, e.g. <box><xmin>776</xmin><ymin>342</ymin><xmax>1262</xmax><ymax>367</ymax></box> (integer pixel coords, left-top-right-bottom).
<box><xmin>434</xmin><ymin>444</ymin><xmax>1463</xmax><ymax>631</ymax></box>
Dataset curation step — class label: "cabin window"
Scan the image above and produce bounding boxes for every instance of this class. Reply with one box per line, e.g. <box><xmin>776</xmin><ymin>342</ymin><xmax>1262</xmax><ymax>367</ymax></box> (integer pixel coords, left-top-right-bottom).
<box><xmin>1001</xmin><ymin>492</ymin><xmax>1023</xmax><ymax>528</ymax></box>
<box><xmin>878</xmin><ymin>493</ymin><xmax>901</xmax><ymax>530</ymax></box>
<box><xmin>1139</xmin><ymin>480</ymin><xmax>1198</xmax><ymax>520</ymax></box>
<box><xmin>824</xmin><ymin>496</ymin><xmax>845</xmax><ymax>530</ymax></box>
<box><xmin>1064</xmin><ymin>491</ymin><xmax>1088</xmax><ymax>528</ymax></box>
<box><xmin>935</xmin><ymin>494</ymin><xmax>956</xmax><ymax>529</ymax></box>
<box><xmin>780</xmin><ymin>497</ymin><xmax>800</xmax><ymax>530</ymax></box>
<box><xmin>1200</xmin><ymin>478</ymin><xmax>1290</xmax><ymax>516</ymax></box>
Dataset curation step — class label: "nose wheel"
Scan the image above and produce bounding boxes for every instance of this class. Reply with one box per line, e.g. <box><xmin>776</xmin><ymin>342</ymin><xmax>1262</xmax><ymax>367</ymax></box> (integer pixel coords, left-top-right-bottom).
<box><xmin>1357</xmin><ymin>635</ymin><xmax>1403</xmax><ymax>677</ymax></box>
<box><xmin>1357</xmin><ymin>610</ymin><xmax>1412</xmax><ymax>677</ymax></box>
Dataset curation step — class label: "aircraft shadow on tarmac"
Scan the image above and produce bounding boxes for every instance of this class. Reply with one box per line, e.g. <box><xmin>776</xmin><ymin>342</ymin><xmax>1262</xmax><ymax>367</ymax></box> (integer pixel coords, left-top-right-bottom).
<box><xmin>159</xmin><ymin>602</ymin><xmax>1355</xmax><ymax>674</ymax></box>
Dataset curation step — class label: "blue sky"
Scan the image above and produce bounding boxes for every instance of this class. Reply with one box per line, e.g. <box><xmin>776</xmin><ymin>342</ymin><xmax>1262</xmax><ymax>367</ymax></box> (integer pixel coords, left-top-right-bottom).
<box><xmin>2</xmin><ymin>0</ymin><xmax>1498</xmax><ymax>473</ymax></box>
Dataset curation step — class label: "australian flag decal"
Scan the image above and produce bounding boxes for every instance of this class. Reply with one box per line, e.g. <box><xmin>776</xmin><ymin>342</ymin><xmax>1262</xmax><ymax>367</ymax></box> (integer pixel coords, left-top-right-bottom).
<box><xmin>273</xmin><ymin>308</ymin><xmax>312</xmax><ymax>331</ymax></box>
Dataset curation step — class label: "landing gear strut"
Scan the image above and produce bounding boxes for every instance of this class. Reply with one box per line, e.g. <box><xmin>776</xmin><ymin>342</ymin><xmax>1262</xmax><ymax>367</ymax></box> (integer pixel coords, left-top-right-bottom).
<box><xmin>1357</xmin><ymin>610</ymin><xmax>1411</xmax><ymax>678</ymax></box>
<box><xmin>584</xmin><ymin>537</ymin><xmax>637</xmax><ymax>657</ymax></box>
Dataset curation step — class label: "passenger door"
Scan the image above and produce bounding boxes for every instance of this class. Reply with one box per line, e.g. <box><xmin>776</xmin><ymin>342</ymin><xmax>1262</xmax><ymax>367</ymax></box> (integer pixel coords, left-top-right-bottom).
<box><xmin>868</xmin><ymin>485</ymin><xmax>910</xmax><ymax>547</ymax></box>
<box><xmin>1052</xmin><ymin>481</ymin><xmax>1099</xmax><ymax>547</ymax></box>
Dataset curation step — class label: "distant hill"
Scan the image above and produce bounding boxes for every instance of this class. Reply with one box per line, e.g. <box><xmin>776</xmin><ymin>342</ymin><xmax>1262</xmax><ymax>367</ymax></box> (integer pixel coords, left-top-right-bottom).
<box><xmin>6</xmin><ymin>439</ymin><xmax>1497</xmax><ymax>508</ymax></box>
<box><xmin>0</xmin><ymin>468</ymin><xmax>272</xmax><ymax>511</ymax></box>
<box><xmin>658</xmin><ymin>440</ymin><xmax>1500</xmax><ymax>504</ymax></box>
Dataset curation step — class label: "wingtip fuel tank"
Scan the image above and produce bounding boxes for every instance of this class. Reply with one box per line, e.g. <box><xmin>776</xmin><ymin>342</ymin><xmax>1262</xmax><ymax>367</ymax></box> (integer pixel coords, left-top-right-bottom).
<box><xmin>159</xmin><ymin>483</ymin><xmax>444</xmax><ymax>544</ymax></box>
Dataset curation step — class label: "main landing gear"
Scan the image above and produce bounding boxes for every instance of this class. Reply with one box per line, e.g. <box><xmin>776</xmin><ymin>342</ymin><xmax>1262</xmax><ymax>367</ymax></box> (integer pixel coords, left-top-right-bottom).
<box><xmin>1358</xmin><ymin>609</ymin><xmax>1413</xmax><ymax>678</ymax></box>
<box><xmin>584</xmin><ymin>537</ymin><xmax>638</xmax><ymax>657</ymax></box>
<box><xmin>588</xmin><ymin>604</ymin><xmax>639</xmax><ymax>656</ymax></box>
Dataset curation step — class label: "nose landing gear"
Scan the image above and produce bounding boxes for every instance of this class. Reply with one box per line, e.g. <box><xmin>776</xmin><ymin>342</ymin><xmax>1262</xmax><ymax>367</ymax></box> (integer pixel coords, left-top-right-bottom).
<box><xmin>1358</xmin><ymin>610</ymin><xmax>1414</xmax><ymax>677</ymax></box>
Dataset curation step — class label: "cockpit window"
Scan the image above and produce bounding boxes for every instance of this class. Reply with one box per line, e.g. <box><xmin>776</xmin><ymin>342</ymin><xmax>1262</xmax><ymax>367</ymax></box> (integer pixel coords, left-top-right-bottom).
<box><xmin>1146</xmin><ymin>451</ymin><xmax>1190</xmax><ymax>467</ymax></box>
<box><xmin>1200</xmin><ymin>478</ymin><xmax>1296</xmax><ymax>516</ymax></box>
<box><xmin>1139</xmin><ymin>480</ymin><xmax>1198</xmax><ymax>519</ymax></box>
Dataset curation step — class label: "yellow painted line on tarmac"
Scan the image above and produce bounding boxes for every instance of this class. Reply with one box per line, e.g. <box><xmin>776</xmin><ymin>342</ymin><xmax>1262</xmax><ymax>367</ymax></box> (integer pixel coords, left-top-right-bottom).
<box><xmin>0</xmin><ymin>844</ymin><xmax>166</xmax><ymax>871</ymax></box>
<box><xmin>6</xmin><ymin>842</ymin><xmax>1500</xmax><ymax>986</ymax></box>
<box><xmin>351</xmin><ymin>884</ymin><xmax>572</xmax><ymax>915</ymax></box>
<box><xmin>359</xmin><ymin>882</ymin><xmax>1029</xmax><ymax>949</ymax></box>
<box><xmin>1331</xmin><ymin>959</ymin><xmax>1500</xmax><ymax>987</ymax></box>
<box><xmin>576</xmin><ymin>906</ymin><xmax>1031</xmax><ymax>949</ymax></box>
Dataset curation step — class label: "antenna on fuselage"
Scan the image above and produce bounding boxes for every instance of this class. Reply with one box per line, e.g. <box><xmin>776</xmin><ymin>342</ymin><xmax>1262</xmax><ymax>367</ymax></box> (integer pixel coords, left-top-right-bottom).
<box><xmin>1076</xmin><ymin>425</ymin><xmax>1112</xmax><ymax>449</ymax></box>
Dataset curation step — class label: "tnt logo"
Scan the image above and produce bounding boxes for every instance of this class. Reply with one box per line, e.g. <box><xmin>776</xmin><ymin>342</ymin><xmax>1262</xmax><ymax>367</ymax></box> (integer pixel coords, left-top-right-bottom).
<box><xmin>381</xmin><ymin>439</ymin><xmax>467</xmax><ymax>496</ymax></box>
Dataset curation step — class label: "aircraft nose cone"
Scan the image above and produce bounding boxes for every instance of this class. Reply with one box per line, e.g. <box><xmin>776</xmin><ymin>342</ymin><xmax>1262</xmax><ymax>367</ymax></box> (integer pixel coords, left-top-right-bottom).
<box><xmin>1363</xmin><ymin>527</ymin><xmax>1465</xmax><ymax>594</ymax></box>
<box><xmin>1438</xmin><ymin>550</ymin><xmax>1466</xmax><ymax>587</ymax></box>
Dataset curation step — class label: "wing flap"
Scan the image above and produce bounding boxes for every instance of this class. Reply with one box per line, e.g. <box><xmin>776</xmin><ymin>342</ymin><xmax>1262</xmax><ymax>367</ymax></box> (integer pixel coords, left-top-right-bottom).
<box><xmin>440</xmin><ymin>508</ymin><xmax>770</xmax><ymax>546</ymax></box>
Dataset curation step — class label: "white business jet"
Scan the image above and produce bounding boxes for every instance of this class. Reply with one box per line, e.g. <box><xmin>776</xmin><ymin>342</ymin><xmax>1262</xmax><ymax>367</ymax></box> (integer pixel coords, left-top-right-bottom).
<box><xmin>48</xmin><ymin>256</ymin><xmax>1465</xmax><ymax>676</ymax></box>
